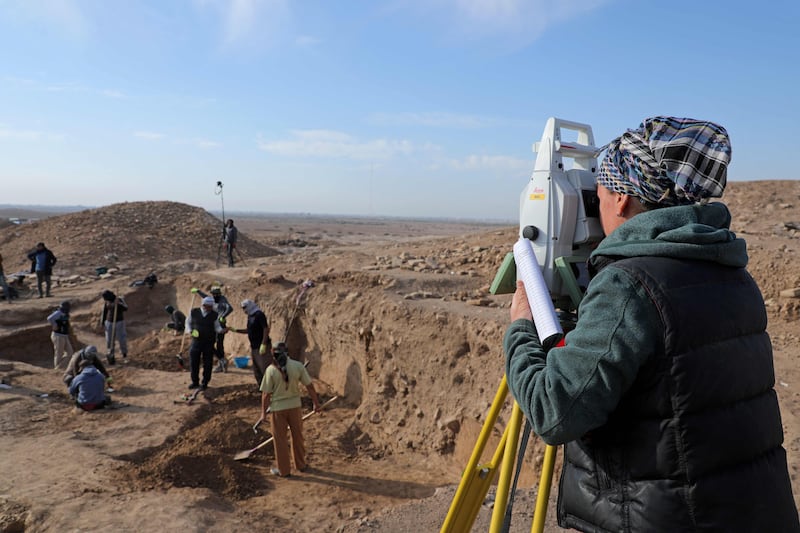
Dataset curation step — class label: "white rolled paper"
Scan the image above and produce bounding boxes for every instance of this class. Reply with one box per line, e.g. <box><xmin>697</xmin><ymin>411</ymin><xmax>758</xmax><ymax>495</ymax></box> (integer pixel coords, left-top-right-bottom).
<box><xmin>513</xmin><ymin>238</ymin><xmax>563</xmax><ymax>342</ymax></box>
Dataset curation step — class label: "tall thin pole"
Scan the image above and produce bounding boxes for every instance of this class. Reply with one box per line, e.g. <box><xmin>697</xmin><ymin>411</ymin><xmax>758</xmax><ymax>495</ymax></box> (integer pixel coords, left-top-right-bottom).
<box><xmin>370</xmin><ymin>163</ymin><xmax>374</xmax><ymax>216</ymax></box>
<box><xmin>217</xmin><ymin>180</ymin><xmax>226</xmax><ymax>223</ymax></box>
<box><xmin>215</xmin><ymin>181</ymin><xmax>225</xmax><ymax>267</ymax></box>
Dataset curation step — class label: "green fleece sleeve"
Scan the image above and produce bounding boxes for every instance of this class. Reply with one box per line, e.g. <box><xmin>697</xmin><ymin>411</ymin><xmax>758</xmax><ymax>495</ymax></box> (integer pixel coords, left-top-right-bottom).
<box><xmin>503</xmin><ymin>266</ymin><xmax>660</xmax><ymax>445</ymax></box>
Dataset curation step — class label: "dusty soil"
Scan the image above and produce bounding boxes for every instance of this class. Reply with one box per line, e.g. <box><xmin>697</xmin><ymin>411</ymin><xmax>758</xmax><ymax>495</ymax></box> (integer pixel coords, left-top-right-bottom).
<box><xmin>1</xmin><ymin>180</ymin><xmax>799</xmax><ymax>532</ymax></box>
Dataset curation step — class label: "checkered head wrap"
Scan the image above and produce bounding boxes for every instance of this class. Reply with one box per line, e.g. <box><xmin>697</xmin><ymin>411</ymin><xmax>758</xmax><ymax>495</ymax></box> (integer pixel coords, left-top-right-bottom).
<box><xmin>597</xmin><ymin>116</ymin><xmax>732</xmax><ymax>206</ymax></box>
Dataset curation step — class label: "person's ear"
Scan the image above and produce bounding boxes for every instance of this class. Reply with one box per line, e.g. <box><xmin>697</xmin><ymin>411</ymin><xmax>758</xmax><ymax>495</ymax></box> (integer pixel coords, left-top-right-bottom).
<box><xmin>616</xmin><ymin>193</ymin><xmax>632</xmax><ymax>217</ymax></box>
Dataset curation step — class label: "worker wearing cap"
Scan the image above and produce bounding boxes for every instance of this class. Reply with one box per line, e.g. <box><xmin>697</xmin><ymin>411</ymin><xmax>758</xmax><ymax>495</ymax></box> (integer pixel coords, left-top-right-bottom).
<box><xmin>63</xmin><ymin>345</ymin><xmax>111</xmax><ymax>387</ymax></box>
<box><xmin>191</xmin><ymin>286</ymin><xmax>233</xmax><ymax>372</ymax></box>
<box><xmin>47</xmin><ymin>300</ymin><xmax>74</xmax><ymax>368</ymax></box>
<box><xmin>186</xmin><ymin>295</ymin><xmax>228</xmax><ymax>390</ymax></box>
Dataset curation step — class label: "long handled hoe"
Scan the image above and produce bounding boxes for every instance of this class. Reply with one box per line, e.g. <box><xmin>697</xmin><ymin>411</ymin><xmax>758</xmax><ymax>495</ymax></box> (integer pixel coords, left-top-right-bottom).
<box><xmin>107</xmin><ymin>294</ymin><xmax>119</xmax><ymax>365</ymax></box>
<box><xmin>176</xmin><ymin>291</ymin><xmax>197</xmax><ymax>369</ymax></box>
<box><xmin>234</xmin><ymin>396</ymin><xmax>338</xmax><ymax>461</ymax></box>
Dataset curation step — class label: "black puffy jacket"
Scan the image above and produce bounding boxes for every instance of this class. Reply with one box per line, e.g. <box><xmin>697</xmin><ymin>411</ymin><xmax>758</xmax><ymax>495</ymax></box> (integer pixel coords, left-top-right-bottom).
<box><xmin>558</xmin><ymin>256</ymin><xmax>799</xmax><ymax>532</ymax></box>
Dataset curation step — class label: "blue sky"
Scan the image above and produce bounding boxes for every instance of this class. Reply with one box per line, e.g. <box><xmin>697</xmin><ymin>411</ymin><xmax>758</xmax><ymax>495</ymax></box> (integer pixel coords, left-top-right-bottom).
<box><xmin>1</xmin><ymin>0</ymin><xmax>798</xmax><ymax>220</ymax></box>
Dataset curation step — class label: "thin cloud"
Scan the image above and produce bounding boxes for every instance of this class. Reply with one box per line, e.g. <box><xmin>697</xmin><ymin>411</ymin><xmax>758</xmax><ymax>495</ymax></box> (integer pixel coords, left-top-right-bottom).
<box><xmin>44</xmin><ymin>81</ymin><xmax>84</xmax><ymax>93</ymax></box>
<box><xmin>296</xmin><ymin>34</ymin><xmax>321</xmax><ymax>47</ymax></box>
<box><xmin>222</xmin><ymin>0</ymin><xmax>259</xmax><ymax>44</ymax></box>
<box><xmin>99</xmin><ymin>89</ymin><xmax>126</xmax><ymax>99</ymax></box>
<box><xmin>369</xmin><ymin>111</ymin><xmax>509</xmax><ymax>128</ymax></box>
<box><xmin>0</xmin><ymin>127</ymin><xmax>44</xmax><ymax>140</ymax></box>
<box><xmin>257</xmin><ymin>129</ymin><xmax>420</xmax><ymax>160</ymax></box>
<box><xmin>6</xmin><ymin>0</ymin><xmax>90</xmax><ymax>40</ymax></box>
<box><xmin>135</xmin><ymin>132</ymin><xmax>220</xmax><ymax>148</ymax></box>
<box><xmin>25</xmin><ymin>79</ymin><xmax>128</xmax><ymax>99</ymax></box>
<box><xmin>449</xmin><ymin>153</ymin><xmax>531</xmax><ymax>172</ymax></box>
<box><xmin>191</xmin><ymin>138</ymin><xmax>222</xmax><ymax>148</ymax></box>
<box><xmin>0</xmin><ymin>125</ymin><xmax>63</xmax><ymax>141</ymax></box>
<box><xmin>401</xmin><ymin>0</ymin><xmax>612</xmax><ymax>45</ymax></box>
<box><xmin>174</xmin><ymin>137</ymin><xmax>222</xmax><ymax>149</ymax></box>
<box><xmin>3</xmin><ymin>76</ymin><xmax>37</xmax><ymax>85</ymax></box>
<box><xmin>196</xmin><ymin>0</ymin><xmax>291</xmax><ymax>49</ymax></box>
<box><xmin>133</xmin><ymin>131</ymin><xmax>166</xmax><ymax>140</ymax></box>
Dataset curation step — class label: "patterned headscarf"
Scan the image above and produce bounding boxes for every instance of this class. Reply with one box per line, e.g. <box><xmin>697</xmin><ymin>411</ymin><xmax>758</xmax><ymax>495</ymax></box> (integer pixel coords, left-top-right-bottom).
<box><xmin>597</xmin><ymin>116</ymin><xmax>732</xmax><ymax>206</ymax></box>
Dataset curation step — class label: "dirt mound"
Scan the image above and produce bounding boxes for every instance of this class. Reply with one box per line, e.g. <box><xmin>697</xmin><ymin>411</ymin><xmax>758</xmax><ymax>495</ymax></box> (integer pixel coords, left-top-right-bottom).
<box><xmin>118</xmin><ymin>386</ymin><xmax>270</xmax><ymax>499</ymax></box>
<box><xmin>0</xmin><ymin>201</ymin><xmax>280</xmax><ymax>278</ymax></box>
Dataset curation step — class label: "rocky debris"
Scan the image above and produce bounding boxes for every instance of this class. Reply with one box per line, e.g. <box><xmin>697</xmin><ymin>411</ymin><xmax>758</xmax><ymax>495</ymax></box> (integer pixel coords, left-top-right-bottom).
<box><xmin>370</xmin><ymin>243</ymin><xmax>507</xmax><ymax>277</ymax></box>
<box><xmin>781</xmin><ymin>288</ymin><xmax>800</xmax><ymax>298</ymax></box>
<box><xmin>0</xmin><ymin>497</ymin><xmax>30</xmax><ymax>532</ymax></box>
<box><xmin>403</xmin><ymin>291</ymin><xmax>441</xmax><ymax>300</ymax></box>
<box><xmin>276</xmin><ymin>238</ymin><xmax>316</xmax><ymax>247</ymax></box>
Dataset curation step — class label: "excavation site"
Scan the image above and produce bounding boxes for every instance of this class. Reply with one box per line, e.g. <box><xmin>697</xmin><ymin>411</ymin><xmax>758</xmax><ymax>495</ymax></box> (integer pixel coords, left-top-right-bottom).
<box><xmin>1</xmin><ymin>181</ymin><xmax>800</xmax><ymax>532</ymax></box>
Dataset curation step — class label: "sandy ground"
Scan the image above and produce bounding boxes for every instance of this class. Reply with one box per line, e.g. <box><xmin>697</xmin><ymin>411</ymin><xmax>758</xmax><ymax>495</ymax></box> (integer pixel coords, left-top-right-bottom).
<box><xmin>1</xmin><ymin>180</ymin><xmax>799</xmax><ymax>532</ymax></box>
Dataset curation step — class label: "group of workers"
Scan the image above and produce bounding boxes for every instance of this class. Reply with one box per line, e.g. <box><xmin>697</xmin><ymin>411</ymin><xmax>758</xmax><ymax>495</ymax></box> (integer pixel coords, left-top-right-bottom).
<box><xmin>55</xmin><ymin>282</ymin><xmax>319</xmax><ymax>478</ymax></box>
<box><xmin>164</xmin><ymin>284</ymin><xmax>320</xmax><ymax>477</ymax></box>
<box><xmin>48</xmin><ymin>290</ymin><xmax>127</xmax><ymax>412</ymax></box>
<box><xmin>48</xmin><ymin>290</ymin><xmax>128</xmax><ymax>370</ymax></box>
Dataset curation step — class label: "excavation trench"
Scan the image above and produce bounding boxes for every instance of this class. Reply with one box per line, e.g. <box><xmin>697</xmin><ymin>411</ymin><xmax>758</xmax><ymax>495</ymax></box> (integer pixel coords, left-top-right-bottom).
<box><xmin>1</xmin><ymin>272</ymin><xmax>540</xmax><ymax>504</ymax></box>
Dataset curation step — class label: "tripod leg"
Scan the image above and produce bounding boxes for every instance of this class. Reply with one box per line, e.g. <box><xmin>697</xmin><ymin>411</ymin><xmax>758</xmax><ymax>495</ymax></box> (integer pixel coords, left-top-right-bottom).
<box><xmin>235</xmin><ymin>246</ymin><xmax>247</xmax><ymax>266</ymax></box>
<box><xmin>490</xmin><ymin>402</ymin><xmax>525</xmax><ymax>533</ymax></box>
<box><xmin>530</xmin><ymin>445</ymin><xmax>557</xmax><ymax>533</ymax></box>
<box><xmin>441</xmin><ymin>377</ymin><xmax>509</xmax><ymax>533</ymax></box>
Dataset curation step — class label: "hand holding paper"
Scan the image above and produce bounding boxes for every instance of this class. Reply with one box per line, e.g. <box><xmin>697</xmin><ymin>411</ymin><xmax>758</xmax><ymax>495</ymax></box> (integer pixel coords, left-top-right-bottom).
<box><xmin>512</xmin><ymin>238</ymin><xmax>563</xmax><ymax>347</ymax></box>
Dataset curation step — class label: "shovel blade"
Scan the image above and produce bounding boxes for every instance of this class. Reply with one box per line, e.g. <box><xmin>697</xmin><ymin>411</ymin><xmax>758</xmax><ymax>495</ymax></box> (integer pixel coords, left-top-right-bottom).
<box><xmin>234</xmin><ymin>449</ymin><xmax>255</xmax><ymax>461</ymax></box>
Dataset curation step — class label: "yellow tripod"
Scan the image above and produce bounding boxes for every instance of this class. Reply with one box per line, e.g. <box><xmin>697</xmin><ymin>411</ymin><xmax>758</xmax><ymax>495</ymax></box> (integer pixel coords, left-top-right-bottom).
<box><xmin>441</xmin><ymin>255</ymin><xmax>584</xmax><ymax>533</ymax></box>
<box><xmin>440</xmin><ymin>377</ymin><xmax>557</xmax><ymax>533</ymax></box>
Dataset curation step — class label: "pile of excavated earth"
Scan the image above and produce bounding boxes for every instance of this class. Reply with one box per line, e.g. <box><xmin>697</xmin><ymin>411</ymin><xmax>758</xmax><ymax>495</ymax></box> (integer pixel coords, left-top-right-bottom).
<box><xmin>0</xmin><ymin>180</ymin><xmax>799</xmax><ymax>532</ymax></box>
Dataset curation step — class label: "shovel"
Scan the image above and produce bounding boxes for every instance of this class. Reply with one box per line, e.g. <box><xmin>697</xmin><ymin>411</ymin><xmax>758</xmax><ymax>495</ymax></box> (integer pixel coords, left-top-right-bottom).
<box><xmin>174</xmin><ymin>387</ymin><xmax>203</xmax><ymax>405</ymax></box>
<box><xmin>234</xmin><ymin>396</ymin><xmax>338</xmax><ymax>461</ymax></box>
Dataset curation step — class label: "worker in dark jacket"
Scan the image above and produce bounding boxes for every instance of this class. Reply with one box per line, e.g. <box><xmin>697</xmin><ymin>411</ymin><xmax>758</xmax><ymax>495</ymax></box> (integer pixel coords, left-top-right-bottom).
<box><xmin>27</xmin><ymin>242</ymin><xmax>57</xmax><ymax>298</ymax></box>
<box><xmin>164</xmin><ymin>305</ymin><xmax>186</xmax><ymax>335</ymax></box>
<box><xmin>185</xmin><ymin>296</ymin><xmax>227</xmax><ymax>390</ymax></box>
<box><xmin>47</xmin><ymin>300</ymin><xmax>73</xmax><ymax>368</ymax></box>
<box><xmin>504</xmin><ymin>116</ymin><xmax>799</xmax><ymax>532</ymax></box>
<box><xmin>224</xmin><ymin>219</ymin><xmax>238</xmax><ymax>267</ymax></box>
<box><xmin>231</xmin><ymin>299</ymin><xmax>271</xmax><ymax>387</ymax></box>
<box><xmin>192</xmin><ymin>286</ymin><xmax>233</xmax><ymax>372</ymax></box>
<box><xmin>101</xmin><ymin>290</ymin><xmax>128</xmax><ymax>364</ymax></box>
